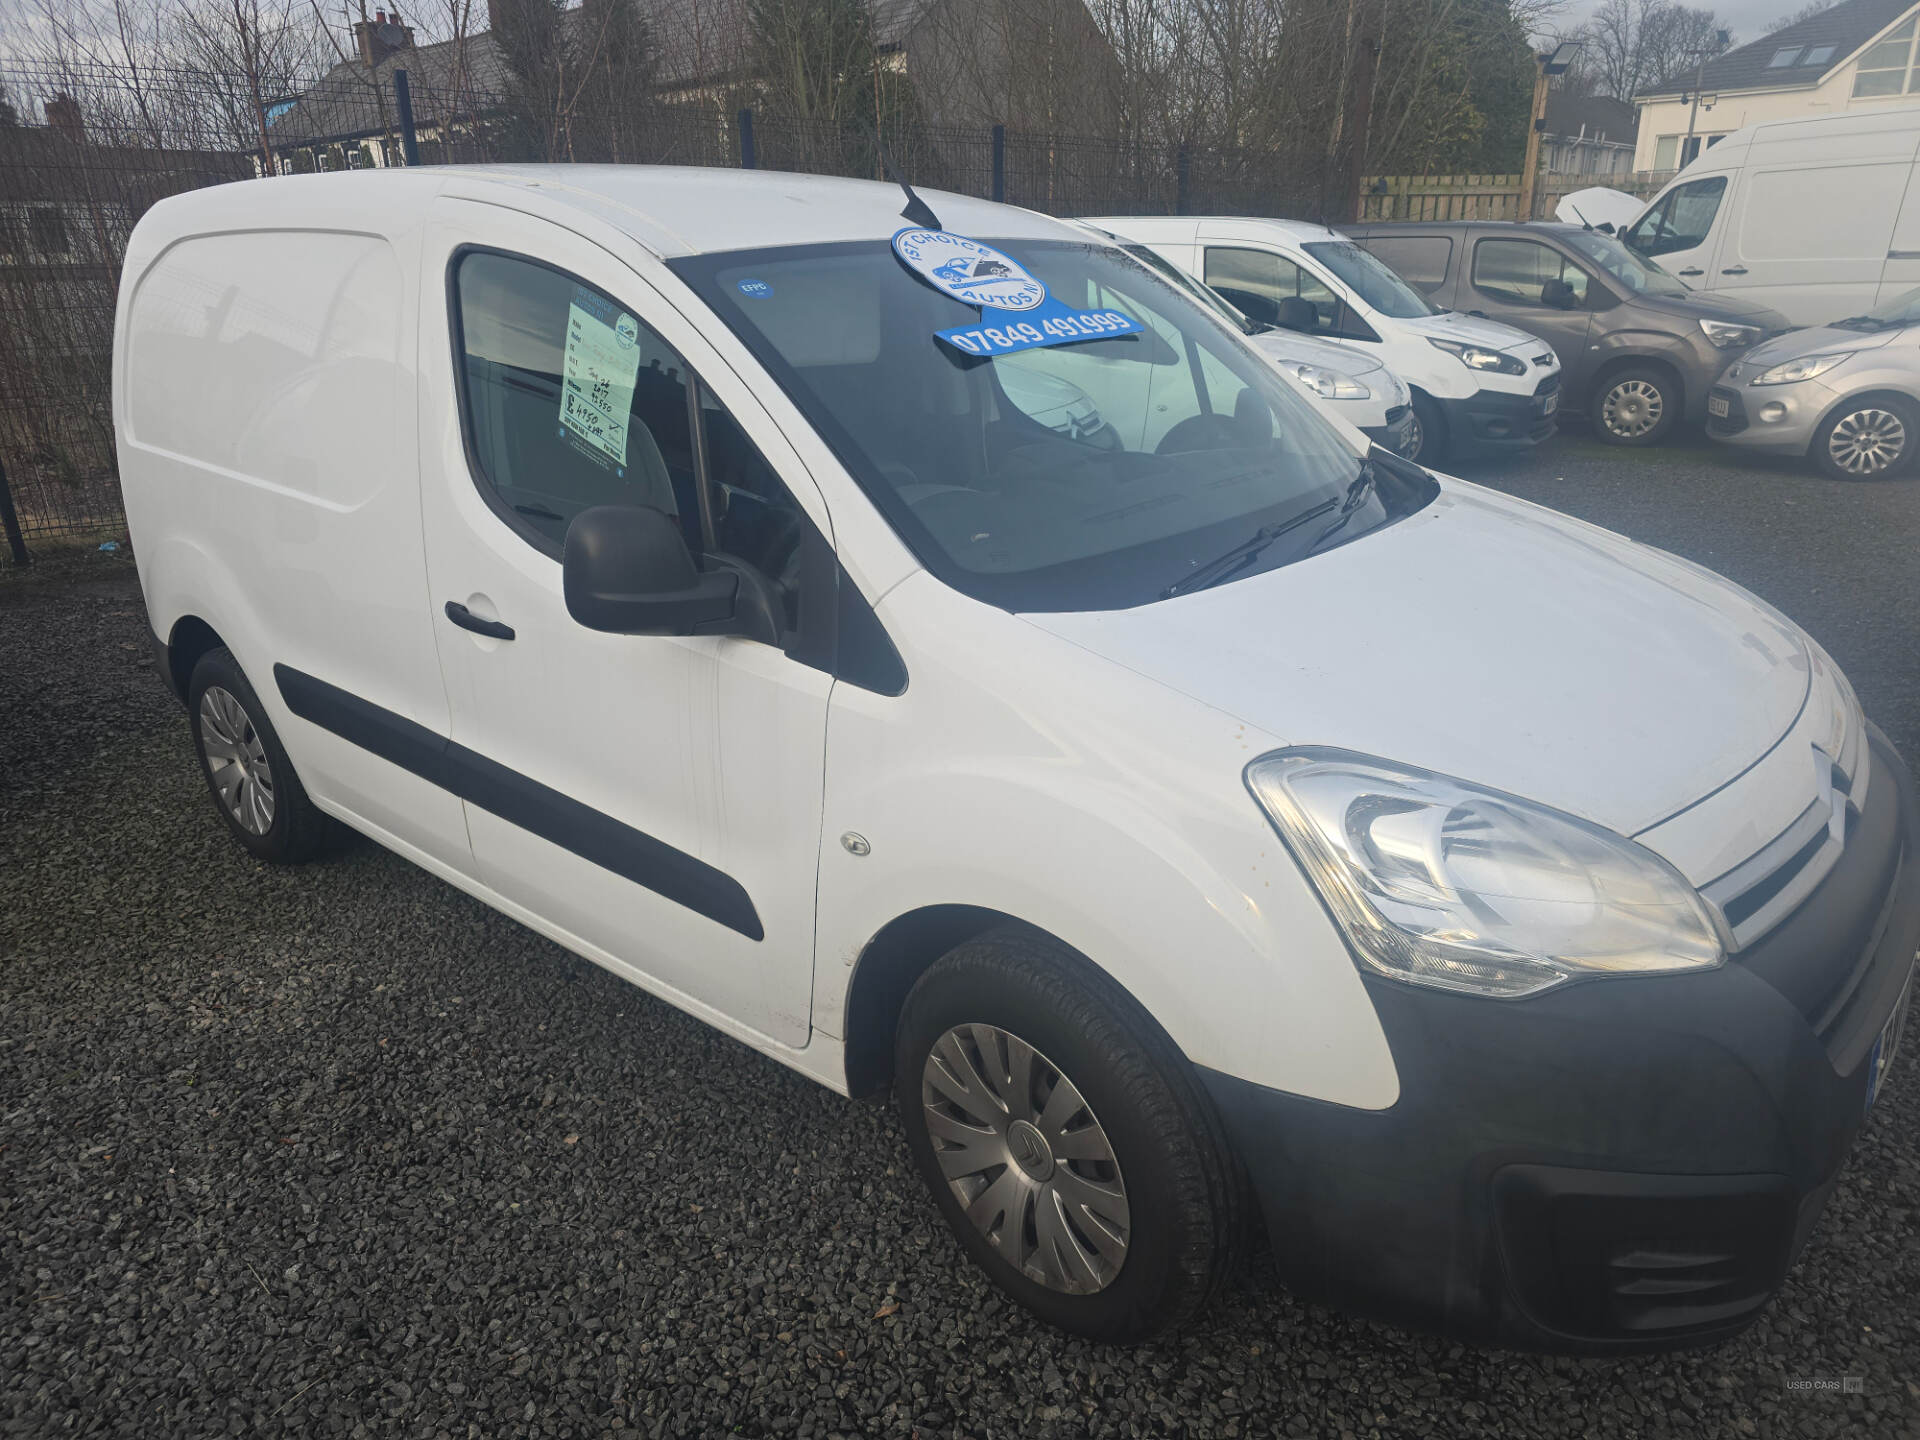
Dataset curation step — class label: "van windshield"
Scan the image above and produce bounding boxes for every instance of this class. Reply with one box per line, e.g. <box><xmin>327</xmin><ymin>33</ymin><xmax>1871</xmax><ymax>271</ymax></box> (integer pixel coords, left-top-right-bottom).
<box><xmin>1560</xmin><ymin>230</ymin><xmax>1687</xmax><ymax>296</ymax></box>
<box><xmin>1301</xmin><ymin>240</ymin><xmax>1436</xmax><ymax>318</ymax></box>
<box><xmin>670</xmin><ymin>239</ymin><xmax>1433</xmax><ymax>611</ymax></box>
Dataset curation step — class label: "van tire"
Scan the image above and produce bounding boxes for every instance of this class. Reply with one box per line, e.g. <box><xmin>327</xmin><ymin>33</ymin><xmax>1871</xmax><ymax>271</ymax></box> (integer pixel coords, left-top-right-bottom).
<box><xmin>1408</xmin><ymin>392</ymin><xmax>1448</xmax><ymax>464</ymax></box>
<box><xmin>1811</xmin><ymin>393</ymin><xmax>1918</xmax><ymax>479</ymax></box>
<box><xmin>894</xmin><ymin>927</ymin><xmax>1243</xmax><ymax>1342</ymax></box>
<box><xmin>186</xmin><ymin>648</ymin><xmax>338</xmax><ymax>863</ymax></box>
<box><xmin>1593</xmin><ymin>365</ymin><xmax>1678</xmax><ymax>446</ymax></box>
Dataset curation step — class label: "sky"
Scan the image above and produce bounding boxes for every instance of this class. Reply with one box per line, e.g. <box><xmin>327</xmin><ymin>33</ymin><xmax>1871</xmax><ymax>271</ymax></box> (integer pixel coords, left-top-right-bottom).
<box><xmin>1550</xmin><ymin>0</ymin><xmax>1834</xmax><ymax>43</ymax></box>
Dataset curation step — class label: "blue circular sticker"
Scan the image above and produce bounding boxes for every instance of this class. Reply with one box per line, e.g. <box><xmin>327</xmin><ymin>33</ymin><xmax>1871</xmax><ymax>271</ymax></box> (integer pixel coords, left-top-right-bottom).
<box><xmin>736</xmin><ymin>278</ymin><xmax>773</xmax><ymax>299</ymax></box>
<box><xmin>614</xmin><ymin>314</ymin><xmax>638</xmax><ymax>349</ymax></box>
<box><xmin>892</xmin><ymin>229</ymin><xmax>1046</xmax><ymax>312</ymax></box>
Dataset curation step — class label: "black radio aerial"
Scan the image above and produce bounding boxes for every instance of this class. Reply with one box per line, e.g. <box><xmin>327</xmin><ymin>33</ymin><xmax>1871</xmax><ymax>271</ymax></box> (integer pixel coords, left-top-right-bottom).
<box><xmin>871</xmin><ymin>124</ymin><xmax>942</xmax><ymax>231</ymax></box>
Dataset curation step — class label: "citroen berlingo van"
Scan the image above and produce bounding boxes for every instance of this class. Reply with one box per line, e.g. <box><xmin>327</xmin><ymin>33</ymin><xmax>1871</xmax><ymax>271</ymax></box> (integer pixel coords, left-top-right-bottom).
<box><xmin>116</xmin><ymin>167</ymin><xmax>1918</xmax><ymax>1352</ymax></box>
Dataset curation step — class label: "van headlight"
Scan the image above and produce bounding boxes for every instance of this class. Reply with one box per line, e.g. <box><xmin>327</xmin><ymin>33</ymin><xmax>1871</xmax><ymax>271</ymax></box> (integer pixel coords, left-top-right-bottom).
<box><xmin>1282</xmin><ymin>362</ymin><xmax>1372</xmax><ymax>400</ymax></box>
<box><xmin>1246</xmin><ymin>749</ymin><xmax>1724</xmax><ymax>999</ymax></box>
<box><xmin>1753</xmin><ymin>351</ymin><xmax>1853</xmax><ymax>386</ymax></box>
<box><xmin>1699</xmin><ymin>318</ymin><xmax>1762</xmax><ymax>350</ymax></box>
<box><xmin>1426</xmin><ymin>338</ymin><xmax>1526</xmax><ymax>376</ymax></box>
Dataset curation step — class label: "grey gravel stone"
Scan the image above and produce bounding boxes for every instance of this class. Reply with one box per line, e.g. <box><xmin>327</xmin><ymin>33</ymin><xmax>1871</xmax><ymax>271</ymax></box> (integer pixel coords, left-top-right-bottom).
<box><xmin>2</xmin><ymin>431</ymin><xmax>1916</xmax><ymax>1438</ymax></box>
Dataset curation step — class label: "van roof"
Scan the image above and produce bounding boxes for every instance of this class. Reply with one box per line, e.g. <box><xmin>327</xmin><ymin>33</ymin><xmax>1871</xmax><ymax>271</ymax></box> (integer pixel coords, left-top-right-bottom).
<box><xmin>148</xmin><ymin>165</ymin><xmax>1080</xmax><ymax>258</ymax></box>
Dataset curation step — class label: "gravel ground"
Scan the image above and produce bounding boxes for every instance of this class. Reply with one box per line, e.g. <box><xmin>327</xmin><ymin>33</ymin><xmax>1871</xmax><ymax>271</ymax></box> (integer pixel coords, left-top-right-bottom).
<box><xmin>3</xmin><ymin>432</ymin><xmax>1918</xmax><ymax>1439</ymax></box>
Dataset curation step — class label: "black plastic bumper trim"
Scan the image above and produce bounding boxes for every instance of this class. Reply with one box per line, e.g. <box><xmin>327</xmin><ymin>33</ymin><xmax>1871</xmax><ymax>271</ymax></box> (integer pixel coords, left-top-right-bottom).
<box><xmin>273</xmin><ymin>663</ymin><xmax>764</xmax><ymax>941</ymax></box>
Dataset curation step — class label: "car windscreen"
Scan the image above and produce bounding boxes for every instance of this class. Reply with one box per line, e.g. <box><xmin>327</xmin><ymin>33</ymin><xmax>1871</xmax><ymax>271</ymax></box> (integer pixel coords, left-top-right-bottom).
<box><xmin>1864</xmin><ymin>285</ymin><xmax>1920</xmax><ymax>327</ymax></box>
<box><xmin>1560</xmin><ymin>229</ymin><xmax>1686</xmax><ymax>296</ymax></box>
<box><xmin>1302</xmin><ymin>240</ymin><xmax>1436</xmax><ymax>318</ymax></box>
<box><xmin>668</xmin><ymin>239</ymin><xmax>1433</xmax><ymax>611</ymax></box>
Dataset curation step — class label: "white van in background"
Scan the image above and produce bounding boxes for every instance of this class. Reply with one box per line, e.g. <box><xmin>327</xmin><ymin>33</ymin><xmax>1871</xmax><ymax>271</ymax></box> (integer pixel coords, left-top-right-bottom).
<box><xmin>1089</xmin><ymin>215</ymin><xmax>1560</xmax><ymax>464</ymax></box>
<box><xmin>1624</xmin><ymin>107</ymin><xmax>1920</xmax><ymax>327</ymax></box>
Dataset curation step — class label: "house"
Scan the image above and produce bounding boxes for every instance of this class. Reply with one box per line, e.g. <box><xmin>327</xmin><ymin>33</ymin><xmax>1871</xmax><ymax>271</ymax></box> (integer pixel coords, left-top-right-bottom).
<box><xmin>1632</xmin><ymin>0</ymin><xmax>1920</xmax><ymax>172</ymax></box>
<box><xmin>267</xmin><ymin>0</ymin><xmax>1120</xmax><ymax>170</ymax></box>
<box><xmin>1539</xmin><ymin>92</ymin><xmax>1637</xmax><ymax>177</ymax></box>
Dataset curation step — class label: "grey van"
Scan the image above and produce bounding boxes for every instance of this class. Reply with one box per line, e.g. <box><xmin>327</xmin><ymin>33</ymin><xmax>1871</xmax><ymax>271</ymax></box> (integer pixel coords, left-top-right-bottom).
<box><xmin>1345</xmin><ymin>222</ymin><xmax>1788</xmax><ymax>447</ymax></box>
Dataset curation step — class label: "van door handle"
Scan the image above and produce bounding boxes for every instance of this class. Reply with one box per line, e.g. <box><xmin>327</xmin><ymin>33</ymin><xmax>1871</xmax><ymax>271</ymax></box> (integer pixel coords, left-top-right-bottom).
<box><xmin>1677</xmin><ymin>266</ymin><xmax>1704</xmax><ymax>276</ymax></box>
<box><xmin>444</xmin><ymin>601</ymin><xmax>515</xmax><ymax>641</ymax></box>
<box><xmin>1891</xmin><ymin>249</ymin><xmax>1920</xmax><ymax>259</ymax></box>
<box><xmin>1720</xmin><ymin>266</ymin><xmax>1748</xmax><ymax>275</ymax></box>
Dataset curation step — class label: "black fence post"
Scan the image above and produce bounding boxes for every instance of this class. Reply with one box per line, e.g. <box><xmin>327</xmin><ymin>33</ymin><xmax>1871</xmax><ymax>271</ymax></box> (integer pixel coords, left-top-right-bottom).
<box><xmin>1175</xmin><ymin>144</ymin><xmax>1190</xmax><ymax>216</ymax></box>
<box><xmin>990</xmin><ymin>124</ymin><xmax>1005</xmax><ymax>203</ymax></box>
<box><xmin>0</xmin><ymin>457</ymin><xmax>30</xmax><ymax>567</ymax></box>
<box><xmin>393</xmin><ymin>69</ymin><xmax>421</xmax><ymax>166</ymax></box>
<box><xmin>738</xmin><ymin>109</ymin><xmax>756</xmax><ymax>170</ymax></box>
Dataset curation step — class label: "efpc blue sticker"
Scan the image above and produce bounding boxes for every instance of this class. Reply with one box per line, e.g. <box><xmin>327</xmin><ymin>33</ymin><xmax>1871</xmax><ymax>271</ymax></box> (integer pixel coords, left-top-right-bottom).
<box><xmin>891</xmin><ymin>228</ymin><xmax>1144</xmax><ymax>358</ymax></box>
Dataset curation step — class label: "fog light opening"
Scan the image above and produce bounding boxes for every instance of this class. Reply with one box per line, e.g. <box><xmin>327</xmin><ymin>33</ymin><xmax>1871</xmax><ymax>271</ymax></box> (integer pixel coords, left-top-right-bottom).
<box><xmin>1758</xmin><ymin>402</ymin><xmax>1787</xmax><ymax>423</ymax></box>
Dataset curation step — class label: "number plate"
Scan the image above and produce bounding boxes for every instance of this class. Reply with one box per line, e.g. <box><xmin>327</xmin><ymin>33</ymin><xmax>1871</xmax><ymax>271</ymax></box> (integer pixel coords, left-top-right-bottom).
<box><xmin>1866</xmin><ymin>964</ymin><xmax>1915</xmax><ymax>1114</ymax></box>
<box><xmin>1708</xmin><ymin>395</ymin><xmax>1730</xmax><ymax>419</ymax></box>
<box><xmin>1540</xmin><ymin>393</ymin><xmax>1558</xmax><ymax>416</ymax></box>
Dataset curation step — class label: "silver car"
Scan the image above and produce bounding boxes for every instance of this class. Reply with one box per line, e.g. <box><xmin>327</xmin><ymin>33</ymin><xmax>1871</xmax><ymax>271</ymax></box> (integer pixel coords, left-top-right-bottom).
<box><xmin>1707</xmin><ymin>288</ymin><xmax>1920</xmax><ymax>478</ymax></box>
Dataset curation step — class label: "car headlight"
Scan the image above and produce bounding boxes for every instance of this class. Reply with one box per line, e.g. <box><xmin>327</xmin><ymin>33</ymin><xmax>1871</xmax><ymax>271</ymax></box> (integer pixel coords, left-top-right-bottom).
<box><xmin>1426</xmin><ymin>337</ymin><xmax>1526</xmax><ymax>376</ymax></box>
<box><xmin>1753</xmin><ymin>351</ymin><xmax>1854</xmax><ymax>386</ymax></box>
<box><xmin>1246</xmin><ymin>749</ymin><xmax>1724</xmax><ymax>999</ymax></box>
<box><xmin>1699</xmin><ymin>318</ymin><xmax>1762</xmax><ymax>350</ymax></box>
<box><xmin>1282</xmin><ymin>362</ymin><xmax>1372</xmax><ymax>400</ymax></box>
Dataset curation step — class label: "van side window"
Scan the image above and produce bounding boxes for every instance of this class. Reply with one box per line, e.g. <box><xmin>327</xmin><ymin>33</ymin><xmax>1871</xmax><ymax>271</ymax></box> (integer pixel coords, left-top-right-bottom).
<box><xmin>1628</xmin><ymin>176</ymin><xmax>1727</xmax><ymax>258</ymax></box>
<box><xmin>1363</xmin><ymin>236</ymin><xmax>1452</xmax><ymax>294</ymax></box>
<box><xmin>1471</xmin><ymin>239</ymin><xmax>1589</xmax><ymax>307</ymax></box>
<box><xmin>453</xmin><ymin>250</ymin><xmax>700</xmax><ymax>555</ymax></box>
<box><xmin>1203</xmin><ymin>247</ymin><xmax>1338</xmax><ymax>333</ymax></box>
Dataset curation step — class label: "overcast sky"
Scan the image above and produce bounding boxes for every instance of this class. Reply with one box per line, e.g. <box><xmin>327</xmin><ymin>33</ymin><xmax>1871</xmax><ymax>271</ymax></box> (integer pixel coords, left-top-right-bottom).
<box><xmin>1549</xmin><ymin>0</ymin><xmax>1827</xmax><ymax>44</ymax></box>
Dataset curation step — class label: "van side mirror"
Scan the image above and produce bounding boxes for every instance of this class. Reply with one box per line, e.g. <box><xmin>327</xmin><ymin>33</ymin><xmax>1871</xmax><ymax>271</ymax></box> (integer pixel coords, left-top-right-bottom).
<box><xmin>563</xmin><ymin>505</ymin><xmax>741</xmax><ymax>636</ymax></box>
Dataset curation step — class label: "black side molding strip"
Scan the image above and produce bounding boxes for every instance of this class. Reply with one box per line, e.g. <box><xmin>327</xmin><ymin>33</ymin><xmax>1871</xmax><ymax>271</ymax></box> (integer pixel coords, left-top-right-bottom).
<box><xmin>273</xmin><ymin>664</ymin><xmax>764</xmax><ymax>941</ymax></box>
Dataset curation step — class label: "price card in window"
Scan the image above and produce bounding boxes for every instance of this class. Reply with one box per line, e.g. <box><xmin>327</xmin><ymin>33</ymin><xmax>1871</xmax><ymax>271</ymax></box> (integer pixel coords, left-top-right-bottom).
<box><xmin>560</xmin><ymin>287</ymin><xmax>641</xmax><ymax>470</ymax></box>
<box><xmin>891</xmin><ymin>228</ymin><xmax>1144</xmax><ymax>357</ymax></box>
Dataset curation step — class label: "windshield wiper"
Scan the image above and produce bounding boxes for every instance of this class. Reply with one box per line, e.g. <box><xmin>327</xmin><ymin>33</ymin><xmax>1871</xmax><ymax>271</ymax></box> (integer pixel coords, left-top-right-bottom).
<box><xmin>1160</xmin><ymin>494</ymin><xmax>1341</xmax><ymax>599</ymax></box>
<box><xmin>1831</xmin><ymin>315</ymin><xmax>1891</xmax><ymax>331</ymax></box>
<box><xmin>1301</xmin><ymin>460</ymin><xmax>1380</xmax><ymax>558</ymax></box>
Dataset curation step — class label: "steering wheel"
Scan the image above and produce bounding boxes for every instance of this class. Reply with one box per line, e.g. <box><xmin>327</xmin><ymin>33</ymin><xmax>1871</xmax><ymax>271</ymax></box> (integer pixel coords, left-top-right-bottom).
<box><xmin>1155</xmin><ymin>413</ymin><xmax>1243</xmax><ymax>455</ymax></box>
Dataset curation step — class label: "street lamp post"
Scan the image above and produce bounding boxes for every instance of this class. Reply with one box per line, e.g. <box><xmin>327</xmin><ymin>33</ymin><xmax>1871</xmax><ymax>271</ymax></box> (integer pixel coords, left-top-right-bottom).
<box><xmin>1681</xmin><ymin>29</ymin><xmax>1732</xmax><ymax>168</ymax></box>
<box><xmin>1518</xmin><ymin>39</ymin><xmax>1582</xmax><ymax>222</ymax></box>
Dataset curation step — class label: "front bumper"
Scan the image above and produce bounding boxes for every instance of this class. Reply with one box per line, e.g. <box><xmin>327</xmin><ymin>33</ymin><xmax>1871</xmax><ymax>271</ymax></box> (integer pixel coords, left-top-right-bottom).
<box><xmin>1361</xmin><ymin>404</ymin><xmax>1416</xmax><ymax>457</ymax></box>
<box><xmin>1438</xmin><ymin>376</ymin><xmax>1560</xmax><ymax>456</ymax></box>
<box><xmin>1706</xmin><ymin>378</ymin><xmax>1835</xmax><ymax>455</ymax></box>
<box><xmin>1204</xmin><ymin>724</ymin><xmax>1919</xmax><ymax>1353</ymax></box>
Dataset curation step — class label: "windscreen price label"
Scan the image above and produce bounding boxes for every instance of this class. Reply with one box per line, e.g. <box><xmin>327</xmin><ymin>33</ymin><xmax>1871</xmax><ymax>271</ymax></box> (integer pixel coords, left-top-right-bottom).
<box><xmin>937</xmin><ymin>303</ymin><xmax>1143</xmax><ymax>357</ymax></box>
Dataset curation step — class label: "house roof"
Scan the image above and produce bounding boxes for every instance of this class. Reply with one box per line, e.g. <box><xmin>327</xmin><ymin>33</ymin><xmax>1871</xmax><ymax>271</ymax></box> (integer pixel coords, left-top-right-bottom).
<box><xmin>1638</xmin><ymin>0</ymin><xmax>1916</xmax><ymax>100</ymax></box>
<box><xmin>0</xmin><ymin>123</ymin><xmax>252</xmax><ymax>202</ymax></box>
<box><xmin>1541</xmin><ymin>92</ymin><xmax>1637</xmax><ymax>143</ymax></box>
<box><xmin>271</xmin><ymin>0</ymin><xmax>944</xmax><ymax>146</ymax></box>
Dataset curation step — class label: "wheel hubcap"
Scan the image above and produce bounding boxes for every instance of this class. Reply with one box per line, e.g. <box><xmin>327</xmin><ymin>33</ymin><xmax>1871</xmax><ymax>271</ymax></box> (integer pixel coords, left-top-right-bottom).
<box><xmin>1828</xmin><ymin>409</ymin><xmax>1906</xmax><ymax>475</ymax></box>
<box><xmin>1603</xmin><ymin>379</ymin><xmax>1663</xmax><ymax>438</ymax></box>
<box><xmin>1404</xmin><ymin>413</ymin><xmax>1424</xmax><ymax>458</ymax></box>
<box><xmin>921</xmin><ymin>1023</ymin><xmax>1130</xmax><ymax>1295</ymax></box>
<box><xmin>198</xmin><ymin>686</ymin><xmax>275</xmax><ymax>835</ymax></box>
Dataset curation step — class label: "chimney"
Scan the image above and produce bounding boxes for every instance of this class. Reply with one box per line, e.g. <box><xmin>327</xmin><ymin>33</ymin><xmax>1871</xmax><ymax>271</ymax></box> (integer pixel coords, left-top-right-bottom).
<box><xmin>352</xmin><ymin>8</ymin><xmax>415</xmax><ymax>67</ymax></box>
<box><xmin>45</xmin><ymin>92</ymin><xmax>85</xmax><ymax>144</ymax></box>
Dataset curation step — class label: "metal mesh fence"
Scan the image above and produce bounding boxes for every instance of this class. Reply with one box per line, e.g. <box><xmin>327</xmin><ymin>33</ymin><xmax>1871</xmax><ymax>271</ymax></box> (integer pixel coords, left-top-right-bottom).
<box><xmin>0</xmin><ymin>55</ymin><xmax>1576</xmax><ymax>563</ymax></box>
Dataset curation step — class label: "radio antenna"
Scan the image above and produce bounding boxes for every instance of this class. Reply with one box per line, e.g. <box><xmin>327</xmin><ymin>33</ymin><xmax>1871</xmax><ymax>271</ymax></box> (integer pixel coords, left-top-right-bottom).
<box><xmin>871</xmin><ymin>124</ymin><xmax>941</xmax><ymax>230</ymax></box>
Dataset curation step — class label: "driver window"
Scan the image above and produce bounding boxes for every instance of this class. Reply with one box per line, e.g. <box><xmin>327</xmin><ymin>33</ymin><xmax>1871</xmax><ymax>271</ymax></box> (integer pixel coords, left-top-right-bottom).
<box><xmin>1629</xmin><ymin>177</ymin><xmax>1727</xmax><ymax>257</ymax></box>
<box><xmin>1471</xmin><ymin>239</ymin><xmax>1589</xmax><ymax>307</ymax></box>
<box><xmin>1203</xmin><ymin>246</ymin><xmax>1338</xmax><ymax>334</ymax></box>
<box><xmin>698</xmin><ymin>388</ymin><xmax>808</xmax><ymax>634</ymax></box>
<box><xmin>454</xmin><ymin>250</ymin><xmax>699</xmax><ymax>556</ymax></box>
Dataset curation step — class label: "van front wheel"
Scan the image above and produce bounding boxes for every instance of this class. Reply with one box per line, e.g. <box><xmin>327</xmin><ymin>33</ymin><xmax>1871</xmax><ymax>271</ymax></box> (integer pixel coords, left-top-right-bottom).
<box><xmin>1594</xmin><ymin>366</ymin><xmax>1678</xmax><ymax>446</ymax></box>
<box><xmin>894</xmin><ymin>929</ymin><xmax>1242</xmax><ymax>1341</ymax></box>
<box><xmin>187</xmin><ymin>648</ymin><xmax>338</xmax><ymax>863</ymax></box>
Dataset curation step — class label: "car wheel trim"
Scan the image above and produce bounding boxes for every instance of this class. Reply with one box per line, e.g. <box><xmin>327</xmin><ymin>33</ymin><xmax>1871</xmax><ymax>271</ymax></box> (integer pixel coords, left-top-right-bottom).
<box><xmin>1827</xmin><ymin>408</ymin><xmax>1906</xmax><ymax>476</ymax></box>
<box><xmin>199</xmin><ymin>685</ymin><xmax>276</xmax><ymax>835</ymax></box>
<box><xmin>1602</xmin><ymin>378</ymin><xmax>1664</xmax><ymax>439</ymax></box>
<box><xmin>922</xmin><ymin>1023</ymin><xmax>1130</xmax><ymax>1295</ymax></box>
<box><xmin>1403</xmin><ymin>411</ymin><xmax>1424</xmax><ymax>459</ymax></box>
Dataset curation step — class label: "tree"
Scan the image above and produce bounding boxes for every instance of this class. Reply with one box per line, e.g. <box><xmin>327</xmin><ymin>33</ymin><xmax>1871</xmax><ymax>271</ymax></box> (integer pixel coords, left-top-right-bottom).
<box><xmin>1575</xmin><ymin>0</ymin><xmax>1733</xmax><ymax>101</ymax></box>
<box><xmin>0</xmin><ymin>84</ymin><xmax>17</xmax><ymax>127</ymax></box>
<box><xmin>1767</xmin><ymin>1</ymin><xmax>1835</xmax><ymax>34</ymax></box>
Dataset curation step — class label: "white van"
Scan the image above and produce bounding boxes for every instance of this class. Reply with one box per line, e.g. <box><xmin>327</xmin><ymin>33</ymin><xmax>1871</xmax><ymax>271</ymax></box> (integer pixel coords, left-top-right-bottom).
<box><xmin>1069</xmin><ymin>223</ymin><xmax>1418</xmax><ymax>456</ymax></box>
<box><xmin>116</xmin><ymin>168</ymin><xmax>1918</xmax><ymax>1353</ymax></box>
<box><xmin>1086</xmin><ymin>215</ymin><xmax>1561</xmax><ymax>464</ymax></box>
<box><xmin>1625</xmin><ymin>107</ymin><xmax>1920</xmax><ymax>327</ymax></box>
